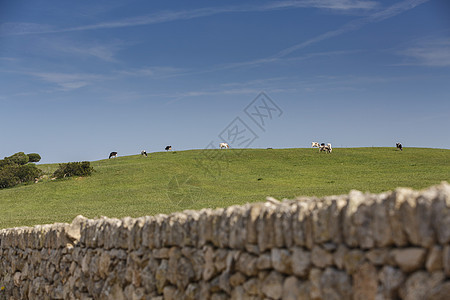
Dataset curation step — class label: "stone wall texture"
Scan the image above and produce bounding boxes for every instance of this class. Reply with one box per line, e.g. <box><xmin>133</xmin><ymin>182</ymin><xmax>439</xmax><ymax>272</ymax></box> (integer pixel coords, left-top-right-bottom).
<box><xmin>1</xmin><ymin>182</ymin><xmax>450</xmax><ymax>299</ymax></box>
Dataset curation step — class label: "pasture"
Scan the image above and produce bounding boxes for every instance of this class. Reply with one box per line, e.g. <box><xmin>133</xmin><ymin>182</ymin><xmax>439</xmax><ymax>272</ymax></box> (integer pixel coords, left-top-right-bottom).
<box><xmin>0</xmin><ymin>147</ymin><xmax>449</xmax><ymax>229</ymax></box>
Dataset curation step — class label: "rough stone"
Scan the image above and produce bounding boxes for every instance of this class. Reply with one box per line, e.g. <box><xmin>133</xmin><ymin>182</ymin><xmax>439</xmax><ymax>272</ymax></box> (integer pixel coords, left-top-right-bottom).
<box><xmin>352</xmin><ymin>263</ymin><xmax>377</xmax><ymax>300</ymax></box>
<box><xmin>399</xmin><ymin>271</ymin><xmax>445</xmax><ymax>300</ymax></box>
<box><xmin>271</xmin><ymin>248</ymin><xmax>292</xmax><ymax>274</ymax></box>
<box><xmin>291</xmin><ymin>247</ymin><xmax>311</xmax><ymax>277</ymax></box>
<box><xmin>261</xmin><ymin>271</ymin><xmax>284</xmax><ymax>299</ymax></box>
<box><xmin>426</xmin><ymin>246</ymin><xmax>443</xmax><ymax>272</ymax></box>
<box><xmin>443</xmin><ymin>245</ymin><xmax>450</xmax><ymax>276</ymax></box>
<box><xmin>426</xmin><ymin>281</ymin><xmax>450</xmax><ymax>300</ymax></box>
<box><xmin>311</xmin><ymin>245</ymin><xmax>333</xmax><ymax>269</ymax></box>
<box><xmin>343</xmin><ymin>249</ymin><xmax>365</xmax><ymax>274</ymax></box>
<box><xmin>391</xmin><ymin>248</ymin><xmax>426</xmax><ymax>273</ymax></box>
<box><xmin>282</xmin><ymin>276</ymin><xmax>311</xmax><ymax>300</ymax></box>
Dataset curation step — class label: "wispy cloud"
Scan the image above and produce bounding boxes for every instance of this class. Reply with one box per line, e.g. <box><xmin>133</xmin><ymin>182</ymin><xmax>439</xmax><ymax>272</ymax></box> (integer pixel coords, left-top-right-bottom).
<box><xmin>36</xmin><ymin>37</ymin><xmax>126</xmax><ymax>62</ymax></box>
<box><xmin>273</xmin><ymin>0</ymin><xmax>430</xmax><ymax>59</ymax></box>
<box><xmin>399</xmin><ymin>38</ymin><xmax>450</xmax><ymax>67</ymax></box>
<box><xmin>24</xmin><ymin>71</ymin><xmax>106</xmax><ymax>91</ymax></box>
<box><xmin>206</xmin><ymin>0</ymin><xmax>429</xmax><ymax>71</ymax></box>
<box><xmin>0</xmin><ymin>57</ymin><xmax>17</xmax><ymax>62</ymax></box>
<box><xmin>116</xmin><ymin>66</ymin><xmax>187</xmax><ymax>79</ymax></box>
<box><xmin>0</xmin><ymin>1</ymin><xmax>379</xmax><ymax>36</ymax></box>
<box><xmin>217</xmin><ymin>50</ymin><xmax>362</xmax><ymax>70</ymax></box>
<box><xmin>263</xmin><ymin>0</ymin><xmax>379</xmax><ymax>11</ymax></box>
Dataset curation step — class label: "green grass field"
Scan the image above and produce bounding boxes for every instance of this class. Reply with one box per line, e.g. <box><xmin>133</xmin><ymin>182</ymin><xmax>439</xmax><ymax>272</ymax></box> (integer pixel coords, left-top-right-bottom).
<box><xmin>1</xmin><ymin>147</ymin><xmax>449</xmax><ymax>229</ymax></box>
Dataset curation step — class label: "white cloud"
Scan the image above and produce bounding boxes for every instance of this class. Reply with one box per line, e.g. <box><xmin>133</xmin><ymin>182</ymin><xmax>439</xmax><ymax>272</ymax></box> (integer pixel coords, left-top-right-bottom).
<box><xmin>25</xmin><ymin>71</ymin><xmax>106</xmax><ymax>91</ymax></box>
<box><xmin>116</xmin><ymin>66</ymin><xmax>187</xmax><ymax>79</ymax></box>
<box><xmin>274</xmin><ymin>0</ymin><xmax>430</xmax><ymax>59</ymax></box>
<box><xmin>400</xmin><ymin>39</ymin><xmax>450</xmax><ymax>67</ymax></box>
<box><xmin>0</xmin><ymin>1</ymin><xmax>379</xmax><ymax>36</ymax></box>
<box><xmin>263</xmin><ymin>0</ymin><xmax>379</xmax><ymax>11</ymax></box>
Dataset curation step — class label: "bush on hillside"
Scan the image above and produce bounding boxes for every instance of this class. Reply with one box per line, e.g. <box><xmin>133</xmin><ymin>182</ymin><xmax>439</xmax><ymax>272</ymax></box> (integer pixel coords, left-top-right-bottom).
<box><xmin>27</xmin><ymin>153</ymin><xmax>41</xmax><ymax>163</ymax></box>
<box><xmin>6</xmin><ymin>152</ymin><xmax>29</xmax><ymax>165</ymax></box>
<box><xmin>0</xmin><ymin>152</ymin><xmax>43</xmax><ymax>189</ymax></box>
<box><xmin>53</xmin><ymin>161</ymin><xmax>94</xmax><ymax>179</ymax></box>
<box><xmin>16</xmin><ymin>164</ymin><xmax>42</xmax><ymax>183</ymax></box>
<box><xmin>0</xmin><ymin>165</ymin><xmax>21</xmax><ymax>189</ymax></box>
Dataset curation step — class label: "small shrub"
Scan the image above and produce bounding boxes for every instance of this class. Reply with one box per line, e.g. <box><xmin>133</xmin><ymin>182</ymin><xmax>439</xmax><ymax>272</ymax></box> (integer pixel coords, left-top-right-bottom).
<box><xmin>27</xmin><ymin>153</ymin><xmax>41</xmax><ymax>163</ymax></box>
<box><xmin>6</xmin><ymin>152</ymin><xmax>29</xmax><ymax>165</ymax></box>
<box><xmin>0</xmin><ymin>165</ymin><xmax>20</xmax><ymax>189</ymax></box>
<box><xmin>16</xmin><ymin>164</ymin><xmax>42</xmax><ymax>183</ymax></box>
<box><xmin>0</xmin><ymin>152</ymin><xmax>43</xmax><ymax>189</ymax></box>
<box><xmin>53</xmin><ymin>161</ymin><xmax>94</xmax><ymax>179</ymax></box>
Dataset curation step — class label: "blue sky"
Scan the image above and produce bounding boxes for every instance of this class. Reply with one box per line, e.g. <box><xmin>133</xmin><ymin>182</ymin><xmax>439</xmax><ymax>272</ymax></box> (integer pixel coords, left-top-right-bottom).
<box><xmin>1</xmin><ymin>0</ymin><xmax>449</xmax><ymax>163</ymax></box>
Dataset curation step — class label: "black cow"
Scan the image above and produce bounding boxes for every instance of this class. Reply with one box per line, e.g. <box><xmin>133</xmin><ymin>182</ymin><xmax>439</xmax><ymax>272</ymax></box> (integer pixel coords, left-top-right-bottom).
<box><xmin>141</xmin><ymin>150</ymin><xmax>148</xmax><ymax>157</ymax></box>
<box><xmin>396</xmin><ymin>143</ymin><xmax>403</xmax><ymax>151</ymax></box>
<box><xmin>165</xmin><ymin>146</ymin><xmax>172</xmax><ymax>151</ymax></box>
<box><xmin>109</xmin><ymin>152</ymin><xmax>118</xmax><ymax>159</ymax></box>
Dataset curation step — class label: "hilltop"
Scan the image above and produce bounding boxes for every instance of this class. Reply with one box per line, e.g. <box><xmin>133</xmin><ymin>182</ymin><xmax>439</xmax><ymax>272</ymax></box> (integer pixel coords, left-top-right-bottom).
<box><xmin>0</xmin><ymin>147</ymin><xmax>449</xmax><ymax>229</ymax></box>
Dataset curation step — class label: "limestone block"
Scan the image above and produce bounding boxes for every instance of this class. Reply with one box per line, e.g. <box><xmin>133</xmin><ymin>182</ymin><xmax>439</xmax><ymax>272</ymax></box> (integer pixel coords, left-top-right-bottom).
<box><xmin>343</xmin><ymin>249</ymin><xmax>365</xmax><ymax>275</ymax></box>
<box><xmin>257</xmin><ymin>252</ymin><xmax>272</xmax><ymax>270</ymax></box>
<box><xmin>399</xmin><ymin>271</ymin><xmax>444</xmax><ymax>300</ymax></box>
<box><xmin>229</xmin><ymin>206</ymin><xmax>248</xmax><ymax>249</ymax></box>
<box><xmin>342</xmin><ymin>191</ymin><xmax>364</xmax><ymax>248</ymax></box>
<box><xmin>426</xmin><ymin>281</ymin><xmax>450</xmax><ymax>300</ymax></box>
<box><xmin>386</xmin><ymin>191</ymin><xmax>408</xmax><ymax>247</ymax></box>
<box><xmin>352</xmin><ymin>263</ymin><xmax>377</xmax><ymax>300</ymax></box>
<box><xmin>373</xmin><ymin>196</ymin><xmax>394</xmax><ymax>247</ymax></box>
<box><xmin>292</xmin><ymin>246</ymin><xmax>311</xmax><ymax>278</ymax></box>
<box><xmin>426</xmin><ymin>246</ymin><xmax>443</xmax><ymax>272</ymax></box>
<box><xmin>203</xmin><ymin>246</ymin><xmax>216</xmax><ymax>281</ymax></box>
<box><xmin>320</xmin><ymin>268</ymin><xmax>352</xmax><ymax>300</ymax></box>
<box><xmin>444</xmin><ymin>245</ymin><xmax>450</xmax><ymax>276</ymax></box>
<box><xmin>229</xmin><ymin>272</ymin><xmax>246</xmax><ymax>287</ymax></box>
<box><xmin>431</xmin><ymin>183</ymin><xmax>450</xmax><ymax>244</ymax></box>
<box><xmin>282</xmin><ymin>276</ymin><xmax>311</xmax><ymax>300</ymax></box>
<box><xmin>257</xmin><ymin>205</ymin><xmax>276</xmax><ymax>252</ymax></box>
<box><xmin>391</xmin><ymin>248</ymin><xmax>426</xmax><ymax>273</ymax></box>
<box><xmin>236</xmin><ymin>252</ymin><xmax>258</xmax><ymax>277</ymax></box>
<box><xmin>246</xmin><ymin>204</ymin><xmax>263</xmax><ymax>245</ymax></box>
<box><xmin>399</xmin><ymin>190</ymin><xmax>435</xmax><ymax>247</ymax></box>
<box><xmin>333</xmin><ymin>244</ymin><xmax>348</xmax><ymax>270</ymax></box>
<box><xmin>261</xmin><ymin>271</ymin><xmax>284</xmax><ymax>299</ymax></box>
<box><xmin>365</xmin><ymin>248</ymin><xmax>389</xmax><ymax>266</ymax></box>
<box><xmin>271</xmin><ymin>248</ymin><xmax>292</xmax><ymax>274</ymax></box>
<box><xmin>311</xmin><ymin>246</ymin><xmax>333</xmax><ymax>269</ymax></box>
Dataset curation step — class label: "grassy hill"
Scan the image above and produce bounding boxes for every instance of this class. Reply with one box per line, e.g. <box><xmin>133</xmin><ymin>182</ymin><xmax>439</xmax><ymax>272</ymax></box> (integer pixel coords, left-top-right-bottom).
<box><xmin>1</xmin><ymin>147</ymin><xmax>449</xmax><ymax>229</ymax></box>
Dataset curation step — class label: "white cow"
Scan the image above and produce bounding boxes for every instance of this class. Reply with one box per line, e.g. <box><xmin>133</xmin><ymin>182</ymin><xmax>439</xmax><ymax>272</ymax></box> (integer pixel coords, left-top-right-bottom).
<box><xmin>311</xmin><ymin>142</ymin><xmax>320</xmax><ymax>148</ymax></box>
<box><xmin>220</xmin><ymin>143</ymin><xmax>229</xmax><ymax>149</ymax></box>
<box><xmin>320</xmin><ymin>143</ymin><xmax>332</xmax><ymax>153</ymax></box>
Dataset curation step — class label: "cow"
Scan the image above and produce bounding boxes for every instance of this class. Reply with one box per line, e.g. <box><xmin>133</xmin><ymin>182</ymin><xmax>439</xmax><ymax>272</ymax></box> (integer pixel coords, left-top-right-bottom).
<box><xmin>319</xmin><ymin>143</ymin><xmax>332</xmax><ymax>153</ymax></box>
<box><xmin>396</xmin><ymin>143</ymin><xmax>403</xmax><ymax>151</ymax></box>
<box><xmin>165</xmin><ymin>146</ymin><xmax>172</xmax><ymax>151</ymax></box>
<box><xmin>141</xmin><ymin>150</ymin><xmax>148</xmax><ymax>157</ymax></box>
<box><xmin>311</xmin><ymin>142</ymin><xmax>320</xmax><ymax>148</ymax></box>
<box><xmin>220</xmin><ymin>143</ymin><xmax>229</xmax><ymax>149</ymax></box>
<box><xmin>109</xmin><ymin>152</ymin><xmax>118</xmax><ymax>159</ymax></box>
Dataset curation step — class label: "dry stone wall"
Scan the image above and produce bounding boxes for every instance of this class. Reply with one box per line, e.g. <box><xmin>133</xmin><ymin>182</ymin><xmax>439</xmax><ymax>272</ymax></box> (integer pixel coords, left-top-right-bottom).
<box><xmin>1</xmin><ymin>182</ymin><xmax>450</xmax><ymax>299</ymax></box>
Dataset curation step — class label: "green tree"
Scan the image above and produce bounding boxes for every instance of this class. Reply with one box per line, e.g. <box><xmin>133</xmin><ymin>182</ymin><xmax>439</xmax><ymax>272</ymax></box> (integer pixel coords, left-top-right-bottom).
<box><xmin>27</xmin><ymin>153</ymin><xmax>41</xmax><ymax>163</ymax></box>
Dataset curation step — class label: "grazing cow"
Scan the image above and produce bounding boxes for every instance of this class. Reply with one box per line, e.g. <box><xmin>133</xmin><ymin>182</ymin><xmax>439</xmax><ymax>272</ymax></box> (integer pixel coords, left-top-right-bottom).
<box><xmin>109</xmin><ymin>152</ymin><xmax>118</xmax><ymax>159</ymax></box>
<box><xmin>141</xmin><ymin>150</ymin><xmax>148</xmax><ymax>157</ymax></box>
<box><xmin>311</xmin><ymin>142</ymin><xmax>320</xmax><ymax>148</ymax></box>
<box><xmin>220</xmin><ymin>143</ymin><xmax>229</xmax><ymax>149</ymax></box>
<box><xmin>396</xmin><ymin>143</ymin><xmax>403</xmax><ymax>151</ymax></box>
<box><xmin>319</xmin><ymin>143</ymin><xmax>332</xmax><ymax>153</ymax></box>
<box><xmin>165</xmin><ymin>146</ymin><xmax>172</xmax><ymax>151</ymax></box>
